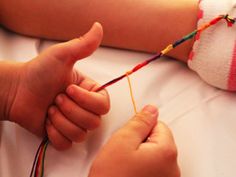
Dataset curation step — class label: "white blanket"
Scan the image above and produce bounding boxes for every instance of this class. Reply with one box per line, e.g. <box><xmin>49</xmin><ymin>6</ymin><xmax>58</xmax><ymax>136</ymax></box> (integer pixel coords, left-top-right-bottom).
<box><xmin>1</xmin><ymin>27</ymin><xmax>236</xmax><ymax>177</ymax></box>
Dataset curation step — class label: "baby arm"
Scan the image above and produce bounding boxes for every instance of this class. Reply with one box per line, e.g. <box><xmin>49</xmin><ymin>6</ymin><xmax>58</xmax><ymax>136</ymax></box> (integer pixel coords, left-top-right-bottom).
<box><xmin>0</xmin><ymin>0</ymin><xmax>198</xmax><ymax>62</ymax></box>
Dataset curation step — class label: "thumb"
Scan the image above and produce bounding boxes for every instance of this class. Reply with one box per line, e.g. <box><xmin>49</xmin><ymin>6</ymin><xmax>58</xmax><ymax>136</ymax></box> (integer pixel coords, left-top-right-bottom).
<box><xmin>145</xmin><ymin>121</ymin><xmax>176</xmax><ymax>148</ymax></box>
<box><xmin>43</xmin><ymin>22</ymin><xmax>103</xmax><ymax>66</ymax></box>
<box><xmin>111</xmin><ymin>105</ymin><xmax>158</xmax><ymax>150</ymax></box>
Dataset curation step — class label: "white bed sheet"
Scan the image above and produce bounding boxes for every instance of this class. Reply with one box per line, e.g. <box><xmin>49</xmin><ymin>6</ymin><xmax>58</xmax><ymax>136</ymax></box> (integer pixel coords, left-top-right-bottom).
<box><xmin>0</xmin><ymin>27</ymin><xmax>236</xmax><ymax>177</ymax></box>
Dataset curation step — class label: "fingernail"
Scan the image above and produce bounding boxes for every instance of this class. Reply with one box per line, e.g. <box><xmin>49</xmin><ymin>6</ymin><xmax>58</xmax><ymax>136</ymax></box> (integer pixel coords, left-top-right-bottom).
<box><xmin>49</xmin><ymin>107</ymin><xmax>55</xmax><ymax>115</ymax></box>
<box><xmin>56</xmin><ymin>95</ymin><xmax>63</xmax><ymax>105</ymax></box>
<box><xmin>67</xmin><ymin>86</ymin><xmax>74</xmax><ymax>95</ymax></box>
<box><xmin>93</xmin><ymin>22</ymin><xmax>101</xmax><ymax>29</ymax></box>
<box><xmin>142</xmin><ymin>105</ymin><xmax>158</xmax><ymax>115</ymax></box>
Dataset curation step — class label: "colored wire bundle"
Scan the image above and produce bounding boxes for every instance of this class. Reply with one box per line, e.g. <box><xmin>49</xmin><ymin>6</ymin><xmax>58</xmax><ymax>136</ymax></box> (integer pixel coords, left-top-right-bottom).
<box><xmin>30</xmin><ymin>137</ymin><xmax>49</xmax><ymax>177</ymax></box>
<box><xmin>30</xmin><ymin>14</ymin><xmax>235</xmax><ymax>177</ymax></box>
<box><xmin>96</xmin><ymin>14</ymin><xmax>235</xmax><ymax>92</ymax></box>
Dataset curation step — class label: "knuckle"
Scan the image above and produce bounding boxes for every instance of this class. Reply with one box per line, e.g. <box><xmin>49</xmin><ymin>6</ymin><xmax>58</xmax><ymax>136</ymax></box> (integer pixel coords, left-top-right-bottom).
<box><xmin>77</xmin><ymin>95</ymin><xmax>87</xmax><ymax>105</ymax></box>
<box><xmin>47</xmin><ymin>127</ymin><xmax>72</xmax><ymax>151</ymax></box>
<box><xmin>113</xmin><ymin>130</ymin><xmax>125</xmax><ymax>139</ymax></box>
<box><xmin>74</xmin><ymin>131</ymin><xmax>87</xmax><ymax>143</ymax></box>
<box><xmin>56</xmin><ymin>95</ymin><xmax>73</xmax><ymax>115</ymax></box>
<box><xmin>83</xmin><ymin>38</ymin><xmax>97</xmax><ymax>51</ymax></box>
<box><xmin>161</xmin><ymin>145</ymin><xmax>178</xmax><ymax>162</ymax></box>
<box><xmin>133</xmin><ymin>113</ymin><xmax>153</xmax><ymax>128</ymax></box>
<box><xmin>48</xmin><ymin>44</ymin><xmax>70</xmax><ymax>62</ymax></box>
<box><xmin>111</xmin><ymin>129</ymin><xmax>130</xmax><ymax>142</ymax></box>
<box><xmin>49</xmin><ymin>112</ymin><xmax>57</xmax><ymax>123</ymax></box>
<box><xmin>87</xmin><ymin>117</ymin><xmax>101</xmax><ymax>130</ymax></box>
<box><xmin>62</xmin><ymin>103</ymin><xmax>73</xmax><ymax>116</ymax></box>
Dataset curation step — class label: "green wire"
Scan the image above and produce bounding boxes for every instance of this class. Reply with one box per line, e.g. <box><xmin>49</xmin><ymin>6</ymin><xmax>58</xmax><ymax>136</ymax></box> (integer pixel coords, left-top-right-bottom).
<box><xmin>40</xmin><ymin>140</ymin><xmax>49</xmax><ymax>177</ymax></box>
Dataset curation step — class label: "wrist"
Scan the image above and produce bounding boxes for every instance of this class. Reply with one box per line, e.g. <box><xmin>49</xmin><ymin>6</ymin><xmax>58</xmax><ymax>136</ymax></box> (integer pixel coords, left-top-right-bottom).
<box><xmin>0</xmin><ymin>61</ymin><xmax>22</xmax><ymax>121</ymax></box>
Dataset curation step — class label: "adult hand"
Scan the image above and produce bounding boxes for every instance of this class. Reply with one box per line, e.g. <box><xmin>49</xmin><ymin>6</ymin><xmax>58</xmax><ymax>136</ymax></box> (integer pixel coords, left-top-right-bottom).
<box><xmin>89</xmin><ymin>105</ymin><xmax>180</xmax><ymax>177</ymax></box>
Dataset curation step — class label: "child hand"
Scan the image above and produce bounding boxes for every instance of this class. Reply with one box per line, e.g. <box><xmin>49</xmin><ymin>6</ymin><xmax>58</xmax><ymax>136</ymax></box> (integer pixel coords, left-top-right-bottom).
<box><xmin>46</xmin><ymin>80</ymin><xmax>109</xmax><ymax>150</ymax></box>
<box><xmin>7</xmin><ymin>23</ymin><xmax>110</xmax><ymax>150</ymax></box>
<box><xmin>89</xmin><ymin>105</ymin><xmax>180</xmax><ymax>177</ymax></box>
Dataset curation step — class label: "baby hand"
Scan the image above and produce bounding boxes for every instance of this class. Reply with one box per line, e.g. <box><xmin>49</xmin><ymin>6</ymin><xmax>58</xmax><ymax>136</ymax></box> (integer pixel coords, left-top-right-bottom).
<box><xmin>46</xmin><ymin>80</ymin><xmax>109</xmax><ymax>150</ymax></box>
<box><xmin>7</xmin><ymin>23</ymin><xmax>110</xmax><ymax>150</ymax></box>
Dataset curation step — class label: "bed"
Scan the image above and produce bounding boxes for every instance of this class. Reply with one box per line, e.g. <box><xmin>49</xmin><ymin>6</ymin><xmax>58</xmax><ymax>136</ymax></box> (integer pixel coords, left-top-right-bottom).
<box><xmin>1</xmin><ymin>26</ymin><xmax>236</xmax><ymax>177</ymax></box>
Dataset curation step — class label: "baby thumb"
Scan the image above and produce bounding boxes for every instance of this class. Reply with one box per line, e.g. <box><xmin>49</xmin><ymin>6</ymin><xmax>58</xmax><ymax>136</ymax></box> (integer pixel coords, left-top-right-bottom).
<box><xmin>43</xmin><ymin>22</ymin><xmax>103</xmax><ymax>66</ymax></box>
<box><xmin>112</xmin><ymin>105</ymin><xmax>158</xmax><ymax>150</ymax></box>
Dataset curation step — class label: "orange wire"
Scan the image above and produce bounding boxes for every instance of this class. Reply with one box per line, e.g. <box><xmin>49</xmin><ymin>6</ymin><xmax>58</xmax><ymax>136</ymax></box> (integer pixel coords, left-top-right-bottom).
<box><xmin>126</xmin><ymin>72</ymin><xmax>138</xmax><ymax>114</ymax></box>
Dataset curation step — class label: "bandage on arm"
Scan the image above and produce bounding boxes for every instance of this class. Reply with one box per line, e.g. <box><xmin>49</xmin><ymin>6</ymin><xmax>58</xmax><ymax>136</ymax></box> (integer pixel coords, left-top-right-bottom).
<box><xmin>188</xmin><ymin>0</ymin><xmax>236</xmax><ymax>91</ymax></box>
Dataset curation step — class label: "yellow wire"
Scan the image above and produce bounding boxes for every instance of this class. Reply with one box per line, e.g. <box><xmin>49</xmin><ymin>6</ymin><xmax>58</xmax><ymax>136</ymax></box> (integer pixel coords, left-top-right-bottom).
<box><xmin>161</xmin><ymin>44</ymin><xmax>173</xmax><ymax>55</ymax></box>
<box><xmin>126</xmin><ymin>72</ymin><xmax>138</xmax><ymax>114</ymax></box>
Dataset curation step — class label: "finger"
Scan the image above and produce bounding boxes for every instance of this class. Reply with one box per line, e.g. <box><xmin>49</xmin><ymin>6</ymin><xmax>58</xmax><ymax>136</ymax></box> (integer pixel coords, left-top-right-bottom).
<box><xmin>42</xmin><ymin>22</ymin><xmax>103</xmax><ymax>66</ymax></box>
<box><xmin>46</xmin><ymin>119</ymin><xmax>72</xmax><ymax>151</ymax></box>
<box><xmin>140</xmin><ymin>121</ymin><xmax>178</xmax><ymax>163</ymax></box>
<box><xmin>71</xmin><ymin>70</ymin><xmax>109</xmax><ymax>99</ymax></box>
<box><xmin>146</xmin><ymin>121</ymin><xmax>176</xmax><ymax>146</ymax></box>
<box><xmin>144</xmin><ymin>121</ymin><xmax>178</xmax><ymax>156</ymax></box>
<box><xmin>48</xmin><ymin>106</ymin><xmax>87</xmax><ymax>143</ymax></box>
<box><xmin>67</xmin><ymin>84</ymin><xmax>110</xmax><ymax>115</ymax></box>
<box><xmin>72</xmin><ymin>71</ymin><xmax>107</xmax><ymax>94</ymax></box>
<box><xmin>55</xmin><ymin>94</ymin><xmax>101</xmax><ymax>130</ymax></box>
<box><xmin>110</xmin><ymin>105</ymin><xmax>158</xmax><ymax>151</ymax></box>
<box><xmin>73</xmin><ymin>72</ymin><xmax>100</xmax><ymax>91</ymax></box>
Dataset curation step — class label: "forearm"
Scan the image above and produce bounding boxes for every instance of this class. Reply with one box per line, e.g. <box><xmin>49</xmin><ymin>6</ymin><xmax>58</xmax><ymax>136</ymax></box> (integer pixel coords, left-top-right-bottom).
<box><xmin>0</xmin><ymin>61</ymin><xmax>21</xmax><ymax>121</ymax></box>
<box><xmin>0</xmin><ymin>0</ymin><xmax>198</xmax><ymax>61</ymax></box>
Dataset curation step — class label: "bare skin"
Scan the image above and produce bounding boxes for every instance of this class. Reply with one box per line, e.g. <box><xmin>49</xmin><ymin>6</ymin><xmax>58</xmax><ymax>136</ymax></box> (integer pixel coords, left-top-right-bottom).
<box><xmin>0</xmin><ymin>23</ymin><xmax>110</xmax><ymax>150</ymax></box>
<box><xmin>0</xmin><ymin>0</ymin><xmax>199</xmax><ymax>62</ymax></box>
<box><xmin>89</xmin><ymin>105</ymin><xmax>180</xmax><ymax>177</ymax></box>
<box><xmin>0</xmin><ymin>1</ymin><xmax>198</xmax><ymax>176</ymax></box>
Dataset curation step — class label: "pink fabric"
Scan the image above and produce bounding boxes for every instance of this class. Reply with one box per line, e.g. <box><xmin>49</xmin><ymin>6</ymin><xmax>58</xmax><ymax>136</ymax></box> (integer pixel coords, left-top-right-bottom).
<box><xmin>228</xmin><ymin>40</ymin><xmax>236</xmax><ymax>90</ymax></box>
<box><xmin>188</xmin><ymin>0</ymin><xmax>203</xmax><ymax>61</ymax></box>
<box><xmin>188</xmin><ymin>0</ymin><xmax>236</xmax><ymax>91</ymax></box>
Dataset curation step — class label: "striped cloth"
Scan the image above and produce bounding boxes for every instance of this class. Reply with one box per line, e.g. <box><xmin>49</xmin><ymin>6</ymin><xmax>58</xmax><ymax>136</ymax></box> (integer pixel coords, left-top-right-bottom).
<box><xmin>188</xmin><ymin>0</ymin><xmax>236</xmax><ymax>91</ymax></box>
